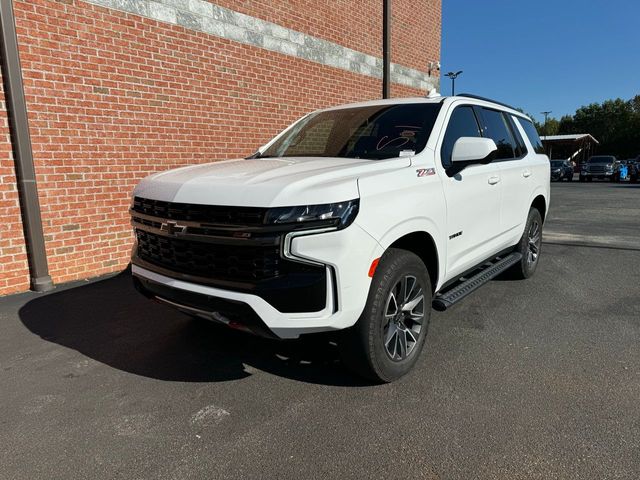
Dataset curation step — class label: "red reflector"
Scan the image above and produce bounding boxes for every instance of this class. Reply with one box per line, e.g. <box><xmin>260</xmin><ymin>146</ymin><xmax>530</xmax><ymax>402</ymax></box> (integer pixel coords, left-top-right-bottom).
<box><xmin>368</xmin><ymin>258</ymin><xmax>380</xmax><ymax>277</ymax></box>
<box><xmin>228</xmin><ymin>321</ymin><xmax>250</xmax><ymax>332</ymax></box>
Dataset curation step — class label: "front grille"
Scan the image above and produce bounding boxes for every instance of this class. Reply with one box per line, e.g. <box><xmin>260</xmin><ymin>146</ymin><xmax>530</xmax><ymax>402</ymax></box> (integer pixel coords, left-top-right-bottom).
<box><xmin>136</xmin><ymin>230</ymin><xmax>285</xmax><ymax>282</ymax></box>
<box><xmin>132</xmin><ymin>197</ymin><xmax>267</xmax><ymax>226</ymax></box>
<box><xmin>588</xmin><ymin>165</ymin><xmax>605</xmax><ymax>173</ymax></box>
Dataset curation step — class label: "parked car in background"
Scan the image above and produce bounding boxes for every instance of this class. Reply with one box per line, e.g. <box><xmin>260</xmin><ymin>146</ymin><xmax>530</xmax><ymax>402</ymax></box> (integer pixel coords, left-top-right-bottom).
<box><xmin>550</xmin><ymin>159</ymin><xmax>573</xmax><ymax>181</ymax></box>
<box><xmin>579</xmin><ymin>155</ymin><xmax>617</xmax><ymax>182</ymax></box>
<box><xmin>617</xmin><ymin>160</ymin><xmax>638</xmax><ymax>183</ymax></box>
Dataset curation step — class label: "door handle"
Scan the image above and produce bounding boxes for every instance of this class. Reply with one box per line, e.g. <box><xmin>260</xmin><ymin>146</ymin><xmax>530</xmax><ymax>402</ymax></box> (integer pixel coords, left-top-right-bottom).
<box><xmin>488</xmin><ymin>176</ymin><xmax>501</xmax><ymax>185</ymax></box>
<box><xmin>522</xmin><ymin>170</ymin><xmax>532</xmax><ymax>178</ymax></box>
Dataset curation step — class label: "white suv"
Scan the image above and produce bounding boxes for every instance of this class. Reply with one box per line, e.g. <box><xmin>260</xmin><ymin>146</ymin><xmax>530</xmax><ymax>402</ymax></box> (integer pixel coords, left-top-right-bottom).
<box><xmin>130</xmin><ymin>95</ymin><xmax>550</xmax><ymax>382</ymax></box>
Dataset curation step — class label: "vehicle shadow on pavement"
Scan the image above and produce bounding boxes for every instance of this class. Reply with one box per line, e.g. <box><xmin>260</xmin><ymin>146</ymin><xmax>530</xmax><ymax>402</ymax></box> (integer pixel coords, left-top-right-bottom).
<box><xmin>18</xmin><ymin>269</ymin><xmax>370</xmax><ymax>387</ymax></box>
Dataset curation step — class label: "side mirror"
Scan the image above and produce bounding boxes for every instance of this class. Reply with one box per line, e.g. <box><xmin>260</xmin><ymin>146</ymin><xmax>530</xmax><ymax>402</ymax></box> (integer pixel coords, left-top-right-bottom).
<box><xmin>447</xmin><ymin>137</ymin><xmax>497</xmax><ymax>177</ymax></box>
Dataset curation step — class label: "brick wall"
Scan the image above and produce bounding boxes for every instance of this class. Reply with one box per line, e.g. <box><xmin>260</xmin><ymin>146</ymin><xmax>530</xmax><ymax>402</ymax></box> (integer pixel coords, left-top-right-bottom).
<box><xmin>210</xmin><ymin>0</ymin><xmax>441</xmax><ymax>72</ymax></box>
<box><xmin>0</xmin><ymin>0</ymin><xmax>440</xmax><ymax>295</ymax></box>
<box><xmin>0</xmin><ymin>69</ymin><xmax>31</xmax><ymax>294</ymax></box>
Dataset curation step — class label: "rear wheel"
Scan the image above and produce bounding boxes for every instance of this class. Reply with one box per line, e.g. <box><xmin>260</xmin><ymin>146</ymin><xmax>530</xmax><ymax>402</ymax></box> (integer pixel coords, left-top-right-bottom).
<box><xmin>508</xmin><ymin>208</ymin><xmax>543</xmax><ymax>280</ymax></box>
<box><xmin>339</xmin><ymin>248</ymin><xmax>431</xmax><ymax>383</ymax></box>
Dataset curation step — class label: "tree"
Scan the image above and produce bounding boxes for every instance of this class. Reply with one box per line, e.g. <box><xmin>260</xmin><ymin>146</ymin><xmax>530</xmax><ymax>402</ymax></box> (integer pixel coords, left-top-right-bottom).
<box><xmin>534</xmin><ymin>95</ymin><xmax>640</xmax><ymax>158</ymax></box>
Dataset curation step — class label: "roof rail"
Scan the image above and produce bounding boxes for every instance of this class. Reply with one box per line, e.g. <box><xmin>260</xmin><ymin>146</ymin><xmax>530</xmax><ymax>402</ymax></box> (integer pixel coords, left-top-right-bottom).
<box><xmin>456</xmin><ymin>93</ymin><xmax>521</xmax><ymax>113</ymax></box>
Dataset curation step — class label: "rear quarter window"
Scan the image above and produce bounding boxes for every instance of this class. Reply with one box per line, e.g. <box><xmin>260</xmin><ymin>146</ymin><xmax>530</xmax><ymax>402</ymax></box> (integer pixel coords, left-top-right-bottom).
<box><xmin>516</xmin><ymin>117</ymin><xmax>545</xmax><ymax>154</ymax></box>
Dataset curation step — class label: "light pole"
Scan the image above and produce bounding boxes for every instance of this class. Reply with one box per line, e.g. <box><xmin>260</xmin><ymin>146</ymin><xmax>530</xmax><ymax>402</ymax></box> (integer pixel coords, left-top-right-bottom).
<box><xmin>541</xmin><ymin>111</ymin><xmax>552</xmax><ymax>137</ymax></box>
<box><xmin>445</xmin><ymin>70</ymin><xmax>462</xmax><ymax>96</ymax></box>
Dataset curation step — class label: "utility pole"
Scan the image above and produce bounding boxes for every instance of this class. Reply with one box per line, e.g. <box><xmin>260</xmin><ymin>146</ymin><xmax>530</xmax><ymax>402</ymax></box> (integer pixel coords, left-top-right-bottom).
<box><xmin>541</xmin><ymin>111</ymin><xmax>552</xmax><ymax>137</ymax></box>
<box><xmin>382</xmin><ymin>0</ymin><xmax>391</xmax><ymax>99</ymax></box>
<box><xmin>445</xmin><ymin>71</ymin><xmax>462</xmax><ymax>96</ymax></box>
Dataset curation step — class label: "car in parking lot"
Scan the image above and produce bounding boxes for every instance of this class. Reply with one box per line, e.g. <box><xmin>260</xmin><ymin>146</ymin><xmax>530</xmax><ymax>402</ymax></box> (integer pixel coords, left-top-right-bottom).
<box><xmin>129</xmin><ymin>94</ymin><xmax>550</xmax><ymax>382</ymax></box>
<box><xmin>580</xmin><ymin>155</ymin><xmax>617</xmax><ymax>182</ymax></box>
<box><xmin>550</xmin><ymin>159</ymin><xmax>573</xmax><ymax>181</ymax></box>
<box><xmin>616</xmin><ymin>160</ymin><xmax>638</xmax><ymax>182</ymax></box>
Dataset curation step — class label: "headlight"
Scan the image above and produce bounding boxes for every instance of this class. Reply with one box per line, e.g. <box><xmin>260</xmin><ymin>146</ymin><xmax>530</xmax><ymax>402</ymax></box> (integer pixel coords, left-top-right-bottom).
<box><xmin>552</xmin><ymin>169</ymin><xmax>561</xmax><ymax>173</ymax></box>
<box><xmin>264</xmin><ymin>199</ymin><xmax>359</xmax><ymax>229</ymax></box>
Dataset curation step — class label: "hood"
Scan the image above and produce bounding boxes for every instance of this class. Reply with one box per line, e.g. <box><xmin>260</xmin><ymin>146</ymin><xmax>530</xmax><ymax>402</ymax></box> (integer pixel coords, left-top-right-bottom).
<box><xmin>134</xmin><ymin>156</ymin><xmax>410</xmax><ymax>207</ymax></box>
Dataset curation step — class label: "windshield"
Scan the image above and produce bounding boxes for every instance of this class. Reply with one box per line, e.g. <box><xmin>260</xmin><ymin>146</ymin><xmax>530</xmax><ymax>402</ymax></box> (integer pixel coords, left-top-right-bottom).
<box><xmin>588</xmin><ymin>156</ymin><xmax>614</xmax><ymax>163</ymax></box>
<box><xmin>260</xmin><ymin>103</ymin><xmax>442</xmax><ymax>160</ymax></box>
<box><xmin>550</xmin><ymin>161</ymin><xmax>563</xmax><ymax>167</ymax></box>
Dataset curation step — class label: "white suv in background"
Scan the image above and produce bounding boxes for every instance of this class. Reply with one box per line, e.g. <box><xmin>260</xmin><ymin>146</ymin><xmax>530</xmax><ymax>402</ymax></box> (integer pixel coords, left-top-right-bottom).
<box><xmin>130</xmin><ymin>94</ymin><xmax>550</xmax><ymax>382</ymax></box>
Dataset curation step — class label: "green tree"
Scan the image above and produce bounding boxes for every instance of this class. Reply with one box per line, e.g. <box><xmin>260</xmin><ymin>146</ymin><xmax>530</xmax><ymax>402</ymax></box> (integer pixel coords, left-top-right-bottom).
<box><xmin>538</xmin><ymin>96</ymin><xmax>640</xmax><ymax>158</ymax></box>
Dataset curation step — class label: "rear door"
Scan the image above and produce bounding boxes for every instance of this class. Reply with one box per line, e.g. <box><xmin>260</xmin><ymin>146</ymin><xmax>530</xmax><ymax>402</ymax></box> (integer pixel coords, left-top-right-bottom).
<box><xmin>477</xmin><ymin>108</ymin><xmax>533</xmax><ymax>245</ymax></box>
<box><xmin>437</xmin><ymin>104</ymin><xmax>502</xmax><ymax>279</ymax></box>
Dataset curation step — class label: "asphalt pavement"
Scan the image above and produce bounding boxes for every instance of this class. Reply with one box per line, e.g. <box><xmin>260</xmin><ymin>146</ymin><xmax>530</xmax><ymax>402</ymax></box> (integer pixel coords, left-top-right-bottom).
<box><xmin>1</xmin><ymin>181</ymin><xmax>639</xmax><ymax>479</ymax></box>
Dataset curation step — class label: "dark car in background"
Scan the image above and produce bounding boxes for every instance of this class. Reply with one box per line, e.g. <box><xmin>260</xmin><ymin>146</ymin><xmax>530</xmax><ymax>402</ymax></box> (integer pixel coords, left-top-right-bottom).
<box><xmin>580</xmin><ymin>155</ymin><xmax>617</xmax><ymax>182</ymax></box>
<box><xmin>550</xmin><ymin>159</ymin><xmax>574</xmax><ymax>181</ymax></box>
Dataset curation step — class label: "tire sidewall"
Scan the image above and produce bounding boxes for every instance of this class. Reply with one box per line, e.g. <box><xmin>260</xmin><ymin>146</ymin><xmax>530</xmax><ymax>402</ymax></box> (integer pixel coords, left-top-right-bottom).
<box><xmin>360</xmin><ymin>249</ymin><xmax>432</xmax><ymax>382</ymax></box>
<box><xmin>516</xmin><ymin>208</ymin><xmax>543</xmax><ymax>278</ymax></box>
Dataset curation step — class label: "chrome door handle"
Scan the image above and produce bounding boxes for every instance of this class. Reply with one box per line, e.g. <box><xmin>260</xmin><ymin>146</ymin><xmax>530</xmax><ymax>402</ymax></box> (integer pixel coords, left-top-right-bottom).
<box><xmin>522</xmin><ymin>170</ymin><xmax>532</xmax><ymax>178</ymax></box>
<box><xmin>488</xmin><ymin>176</ymin><xmax>501</xmax><ymax>185</ymax></box>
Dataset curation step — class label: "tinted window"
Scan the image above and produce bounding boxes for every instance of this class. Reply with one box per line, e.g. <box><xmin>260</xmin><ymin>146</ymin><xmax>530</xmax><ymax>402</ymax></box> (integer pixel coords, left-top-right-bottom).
<box><xmin>262</xmin><ymin>103</ymin><xmax>442</xmax><ymax>160</ymax></box>
<box><xmin>508</xmin><ymin>115</ymin><xmax>528</xmax><ymax>157</ymax></box>
<box><xmin>480</xmin><ymin>108</ymin><xmax>517</xmax><ymax>160</ymax></box>
<box><xmin>516</xmin><ymin>117</ymin><xmax>545</xmax><ymax>154</ymax></box>
<box><xmin>440</xmin><ymin>106</ymin><xmax>482</xmax><ymax>167</ymax></box>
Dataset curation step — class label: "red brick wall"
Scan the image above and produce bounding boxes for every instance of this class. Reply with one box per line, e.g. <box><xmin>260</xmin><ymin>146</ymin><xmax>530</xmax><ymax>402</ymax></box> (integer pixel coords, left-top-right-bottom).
<box><xmin>212</xmin><ymin>0</ymin><xmax>441</xmax><ymax>72</ymax></box>
<box><xmin>0</xmin><ymin>70</ymin><xmax>31</xmax><ymax>294</ymax></box>
<box><xmin>0</xmin><ymin>0</ymin><xmax>440</xmax><ymax>295</ymax></box>
<box><xmin>393</xmin><ymin>0</ymin><xmax>441</xmax><ymax>72</ymax></box>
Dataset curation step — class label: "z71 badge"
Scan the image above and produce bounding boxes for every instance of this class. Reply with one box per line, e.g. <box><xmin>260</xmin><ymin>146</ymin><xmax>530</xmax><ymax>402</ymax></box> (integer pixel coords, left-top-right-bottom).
<box><xmin>416</xmin><ymin>168</ymin><xmax>436</xmax><ymax>177</ymax></box>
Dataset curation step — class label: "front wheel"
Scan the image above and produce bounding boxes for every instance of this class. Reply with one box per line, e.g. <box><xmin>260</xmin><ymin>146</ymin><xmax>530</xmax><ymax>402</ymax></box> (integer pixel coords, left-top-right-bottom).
<box><xmin>508</xmin><ymin>208</ymin><xmax>543</xmax><ymax>279</ymax></box>
<box><xmin>339</xmin><ymin>248</ymin><xmax>431</xmax><ymax>383</ymax></box>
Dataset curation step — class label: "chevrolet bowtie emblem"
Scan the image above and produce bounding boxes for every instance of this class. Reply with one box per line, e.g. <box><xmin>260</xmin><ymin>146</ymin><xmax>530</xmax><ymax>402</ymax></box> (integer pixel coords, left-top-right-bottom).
<box><xmin>160</xmin><ymin>220</ymin><xmax>187</xmax><ymax>235</ymax></box>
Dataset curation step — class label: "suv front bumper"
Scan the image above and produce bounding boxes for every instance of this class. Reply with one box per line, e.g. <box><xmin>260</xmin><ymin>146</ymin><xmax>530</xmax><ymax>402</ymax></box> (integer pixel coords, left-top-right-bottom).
<box><xmin>131</xmin><ymin>223</ymin><xmax>383</xmax><ymax>339</ymax></box>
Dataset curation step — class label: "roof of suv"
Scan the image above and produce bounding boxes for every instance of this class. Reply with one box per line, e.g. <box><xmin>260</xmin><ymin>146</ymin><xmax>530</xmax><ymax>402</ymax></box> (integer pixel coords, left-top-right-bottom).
<box><xmin>317</xmin><ymin>95</ymin><xmax>530</xmax><ymax>121</ymax></box>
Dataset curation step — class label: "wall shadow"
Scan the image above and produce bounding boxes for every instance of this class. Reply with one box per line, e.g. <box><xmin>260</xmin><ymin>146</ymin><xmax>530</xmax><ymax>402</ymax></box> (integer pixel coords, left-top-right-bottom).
<box><xmin>18</xmin><ymin>270</ymin><xmax>370</xmax><ymax>387</ymax></box>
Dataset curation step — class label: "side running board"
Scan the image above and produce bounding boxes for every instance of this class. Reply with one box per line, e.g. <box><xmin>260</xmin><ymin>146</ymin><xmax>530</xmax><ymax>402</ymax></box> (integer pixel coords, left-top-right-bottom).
<box><xmin>432</xmin><ymin>252</ymin><xmax>523</xmax><ymax>311</ymax></box>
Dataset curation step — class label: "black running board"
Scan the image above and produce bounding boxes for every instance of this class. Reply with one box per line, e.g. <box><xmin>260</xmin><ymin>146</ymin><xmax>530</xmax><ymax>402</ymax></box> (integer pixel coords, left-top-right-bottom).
<box><xmin>432</xmin><ymin>252</ymin><xmax>522</xmax><ymax>311</ymax></box>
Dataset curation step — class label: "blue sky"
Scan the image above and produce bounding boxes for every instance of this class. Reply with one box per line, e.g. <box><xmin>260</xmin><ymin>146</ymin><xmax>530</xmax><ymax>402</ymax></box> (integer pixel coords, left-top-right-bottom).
<box><xmin>441</xmin><ymin>0</ymin><xmax>640</xmax><ymax>123</ymax></box>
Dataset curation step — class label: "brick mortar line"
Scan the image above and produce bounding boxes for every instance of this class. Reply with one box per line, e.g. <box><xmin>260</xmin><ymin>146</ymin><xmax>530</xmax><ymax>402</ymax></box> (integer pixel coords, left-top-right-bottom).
<box><xmin>85</xmin><ymin>0</ymin><xmax>439</xmax><ymax>92</ymax></box>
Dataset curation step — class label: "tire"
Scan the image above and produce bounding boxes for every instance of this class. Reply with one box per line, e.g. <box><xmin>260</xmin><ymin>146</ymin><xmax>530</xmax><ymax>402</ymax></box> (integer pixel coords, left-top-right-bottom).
<box><xmin>566</xmin><ymin>174</ymin><xmax>572</xmax><ymax>182</ymax></box>
<box><xmin>339</xmin><ymin>248</ymin><xmax>431</xmax><ymax>383</ymax></box>
<box><xmin>587</xmin><ymin>176</ymin><xmax>593</xmax><ymax>182</ymax></box>
<box><xmin>508</xmin><ymin>208</ymin><xmax>543</xmax><ymax>280</ymax></box>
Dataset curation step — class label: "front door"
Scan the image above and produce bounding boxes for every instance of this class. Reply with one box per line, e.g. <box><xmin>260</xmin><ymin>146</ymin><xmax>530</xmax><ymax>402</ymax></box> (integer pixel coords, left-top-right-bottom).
<box><xmin>438</xmin><ymin>104</ymin><xmax>502</xmax><ymax>279</ymax></box>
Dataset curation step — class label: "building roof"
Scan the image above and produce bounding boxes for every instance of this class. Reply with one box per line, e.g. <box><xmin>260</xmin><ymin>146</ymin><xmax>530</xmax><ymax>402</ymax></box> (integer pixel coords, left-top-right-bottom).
<box><xmin>541</xmin><ymin>134</ymin><xmax>599</xmax><ymax>144</ymax></box>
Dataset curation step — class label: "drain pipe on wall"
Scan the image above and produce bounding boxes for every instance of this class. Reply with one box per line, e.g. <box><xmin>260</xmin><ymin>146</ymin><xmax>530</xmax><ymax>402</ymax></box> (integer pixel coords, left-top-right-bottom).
<box><xmin>0</xmin><ymin>0</ymin><xmax>53</xmax><ymax>292</ymax></box>
<box><xmin>382</xmin><ymin>0</ymin><xmax>391</xmax><ymax>99</ymax></box>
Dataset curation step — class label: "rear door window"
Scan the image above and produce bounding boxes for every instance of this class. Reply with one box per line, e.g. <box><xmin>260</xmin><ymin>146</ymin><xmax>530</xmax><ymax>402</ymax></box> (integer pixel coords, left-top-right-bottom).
<box><xmin>479</xmin><ymin>108</ymin><xmax>517</xmax><ymax>160</ymax></box>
